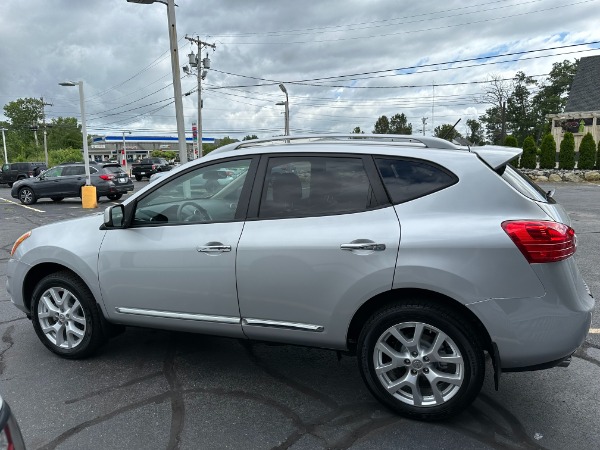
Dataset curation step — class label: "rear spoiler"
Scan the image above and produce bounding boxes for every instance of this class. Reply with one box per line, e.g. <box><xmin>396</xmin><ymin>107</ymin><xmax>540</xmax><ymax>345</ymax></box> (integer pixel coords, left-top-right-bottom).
<box><xmin>470</xmin><ymin>145</ymin><xmax>522</xmax><ymax>170</ymax></box>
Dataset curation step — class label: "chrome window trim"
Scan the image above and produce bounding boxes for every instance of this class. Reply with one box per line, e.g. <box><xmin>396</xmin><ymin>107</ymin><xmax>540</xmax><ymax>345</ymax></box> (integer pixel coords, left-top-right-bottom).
<box><xmin>115</xmin><ymin>307</ymin><xmax>240</xmax><ymax>324</ymax></box>
<box><xmin>242</xmin><ymin>318</ymin><xmax>324</xmax><ymax>332</ymax></box>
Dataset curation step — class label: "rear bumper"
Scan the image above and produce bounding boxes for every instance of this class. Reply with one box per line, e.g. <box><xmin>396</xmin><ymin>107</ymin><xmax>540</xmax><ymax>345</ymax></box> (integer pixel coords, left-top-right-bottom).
<box><xmin>467</xmin><ymin>259</ymin><xmax>594</xmax><ymax>370</ymax></box>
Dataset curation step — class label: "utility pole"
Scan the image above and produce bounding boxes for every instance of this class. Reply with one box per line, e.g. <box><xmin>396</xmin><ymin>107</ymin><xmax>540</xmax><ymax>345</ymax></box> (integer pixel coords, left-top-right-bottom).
<box><xmin>184</xmin><ymin>35</ymin><xmax>215</xmax><ymax>158</ymax></box>
<box><xmin>421</xmin><ymin>117</ymin><xmax>428</xmax><ymax>136</ymax></box>
<box><xmin>1</xmin><ymin>128</ymin><xmax>8</xmax><ymax>164</ymax></box>
<box><xmin>41</xmin><ymin>97</ymin><xmax>53</xmax><ymax>167</ymax></box>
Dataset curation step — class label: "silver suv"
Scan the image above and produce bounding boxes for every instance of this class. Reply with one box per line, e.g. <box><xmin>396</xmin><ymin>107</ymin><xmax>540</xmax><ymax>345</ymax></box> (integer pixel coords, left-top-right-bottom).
<box><xmin>7</xmin><ymin>135</ymin><xmax>594</xmax><ymax>420</ymax></box>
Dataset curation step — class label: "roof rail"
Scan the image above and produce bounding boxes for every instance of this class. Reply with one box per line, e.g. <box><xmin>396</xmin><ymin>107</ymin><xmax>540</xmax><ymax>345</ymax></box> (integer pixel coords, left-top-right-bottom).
<box><xmin>212</xmin><ymin>134</ymin><xmax>460</xmax><ymax>155</ymax></box>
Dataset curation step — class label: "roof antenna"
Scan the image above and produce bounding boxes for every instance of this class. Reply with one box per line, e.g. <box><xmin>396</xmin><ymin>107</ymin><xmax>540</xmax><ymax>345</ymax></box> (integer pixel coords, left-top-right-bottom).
<box><xmin>440</xmin><ymin>118</ymin><xmax>461</xmax><ymax>140</ymax></box>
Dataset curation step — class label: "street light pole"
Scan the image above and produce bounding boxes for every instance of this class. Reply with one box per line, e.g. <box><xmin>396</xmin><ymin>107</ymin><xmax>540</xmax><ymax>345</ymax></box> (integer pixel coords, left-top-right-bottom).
<box><xmin>60</xmin><ymin>80</ymin><xmax>96</xmax><ymax>208</ymax></box>
<box><xmin>127</xmin><ymin>0</ymin><xmax>187</xmax><ymax>163</ymax></box>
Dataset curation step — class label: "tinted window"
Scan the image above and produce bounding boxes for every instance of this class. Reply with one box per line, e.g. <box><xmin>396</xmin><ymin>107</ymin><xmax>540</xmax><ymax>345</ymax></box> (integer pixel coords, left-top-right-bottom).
<box><xmin>375</xmin><ymin>158</ymin><xmax>457</xmax><ymax>204</ymax></box>
<box><xmin>104</xmin><ymin>166</ymin><xmax>126</xmax><ymax>175</ymax></box>
<box><xmin>501</xmin><ymin>164</ymin><xmax>550</xmax><ymax>203</ymax></box>
<box><xmin>133</xmin><ymin>159</ymin><xmax>251</xmax><ymax>225</ymax></box>
<box><xmin>43</xmin><ymin>166</ymin><xmax>64</xmax><ymax>178</ymax></box>
<box><xmin>259</xmin><ymin>156</ymin><xmax>376</xmax><ymax>219</ymax></box>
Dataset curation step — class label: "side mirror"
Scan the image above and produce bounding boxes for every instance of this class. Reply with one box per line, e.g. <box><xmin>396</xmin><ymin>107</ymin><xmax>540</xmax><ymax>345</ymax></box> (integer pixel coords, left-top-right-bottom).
<box><xmin>103</xmin><ymin>204</ymin><xmax>125</xmax><ymax>228</ymax></box>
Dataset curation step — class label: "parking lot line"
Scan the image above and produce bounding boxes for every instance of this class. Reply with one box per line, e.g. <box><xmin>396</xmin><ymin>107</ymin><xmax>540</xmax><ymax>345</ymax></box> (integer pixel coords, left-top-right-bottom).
<box><xmin>590</xmin><ymin>328</ymin><xmax>600</xmax><ymax>334</ymax></box>
<box><xmin>0</xmin><ymin>197</ymin><xmax>45</xmax><ymax>213</ymax></box>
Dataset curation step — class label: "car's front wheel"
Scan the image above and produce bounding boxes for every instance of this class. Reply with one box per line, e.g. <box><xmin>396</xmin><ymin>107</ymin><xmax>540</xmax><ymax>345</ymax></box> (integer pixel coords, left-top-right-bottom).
<box><xmin>31</xmin><ymin>271</ymin><xmax>107</xmax><ymax>359</ymax></box>
<box><xmin>357</xmin><ymin>300</ymin><xmax>485</xmax><ymax>421</ymax></box>
<box><xmin>107</xmin><ymin>193</ymin><xmax>123</xmax><ymax>201</ymax></box>
<box><xmin>18</xmin><ymin>187</ymin><xmax>37</xmax><ymax>205</ymax></box>
<box><xmin>51</xmin><ymin>197</ymin><xmax>64</xmax><ymax>202</ymax></box>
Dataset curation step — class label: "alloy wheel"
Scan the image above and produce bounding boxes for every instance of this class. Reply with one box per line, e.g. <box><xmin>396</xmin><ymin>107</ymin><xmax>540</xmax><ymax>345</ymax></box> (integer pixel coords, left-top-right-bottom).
<box><xmin>37</xmin><ymin>286</ymin><xmax>87</xmax><ymax>349</ymax></box>
<box><xmin>373</xmin><ymin>321</ymin><xmax>464</xmax><ymax>407</ymax></box>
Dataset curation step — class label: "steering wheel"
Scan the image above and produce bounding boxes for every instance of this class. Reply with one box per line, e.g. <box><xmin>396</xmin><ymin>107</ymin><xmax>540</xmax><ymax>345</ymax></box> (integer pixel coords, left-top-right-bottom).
<box><xmin>176</xmin><ymin>201</ymin><xmax>212</xmax><ymax>223</ymax></box>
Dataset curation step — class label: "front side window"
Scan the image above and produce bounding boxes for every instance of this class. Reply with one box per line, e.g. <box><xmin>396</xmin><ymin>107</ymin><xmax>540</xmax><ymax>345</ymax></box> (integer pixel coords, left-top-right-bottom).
<box><xmin>42</xmin><ymin>167</ymin><xmax>64</xmax><ymax>178</ymax></box>
<box><xmin>133</xmin><ymin>159</ymin><xmax>251</xmax><ymax>225</ymax></box>
<box><xmin>259</xmin><ymin>156</ymin><xmax>376</xmax><ymax>219</ymax></box>
<box><xmin>375</xmin><ymin>158</ymin><xmax>457</xmax><ymax>204</ymax></box>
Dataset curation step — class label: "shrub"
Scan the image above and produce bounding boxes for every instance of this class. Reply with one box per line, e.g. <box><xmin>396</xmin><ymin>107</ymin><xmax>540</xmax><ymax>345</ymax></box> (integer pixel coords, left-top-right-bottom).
<box><xmin>520</xmin><ymin>136</ymin><xmax>537</xmax><ymax>169</ymax></box>
<box><xmin>559</xmin><ymin>132</ymin><xmax>575</xmax><ymax>169</ymax></box>
<box><xmin>504</xmin><ymin>135</ymin><xmax>518</xmax><ymax>147</ymax></box>
<box><xmin>578</xmin><ymin>132</ymin><xmax>596</xmax><ymax>169</ymax></box>
<box><xmin>539</xmin><ymin>134</ymin><xmax>557</xmax><ymax>169</ymax></box>
<box><xmin>48</xmin><ymin>148</ymin><xmax>83</xmax><ymax>166</ymax></box>
<box><xmin>597</xmin><ymin>139</ymin><xmax>600</xmax><ymax>169</ymax></box>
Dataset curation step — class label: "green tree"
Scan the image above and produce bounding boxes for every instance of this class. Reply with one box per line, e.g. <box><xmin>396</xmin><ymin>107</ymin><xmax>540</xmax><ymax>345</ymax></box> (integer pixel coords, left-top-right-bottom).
<box><xmin>243</xmin><ymin>134</ymin><xmax>258</xmax><ymax>140</ymax></box>
<box><xmin>2</xmin><ymin>98</ymin><xmax>43</xmax><ymax>154</ymax></box>
<box><xmin>47</xmin><ymin>117</ymin><xmax>83</xmax><ymax>150</ymax></box>
<box><xmin>48</xmin><ymin>148</ymin><xmax>84</xmax><ymax>165</ymax></box>
<box><xmin>539</xmin><ymin>133</ymin><xmax>557</xmax><ymax>169</ymax></box>
<box><xmin>504</xmin><ymin>135</ymin><xmax>518</xmax><ymax>147</ymax></box>
<box><xmin>466</xmin><ymin>119</ymin><xmax>484</xmax><ymax>145</ymax></box>
<box><xmin>480</xmin><ymin>105</ymin><xmax>503</xmax><ymax>144</ymax></box>
<box><xmin>388</xmin><ymin>113</ymin><xmax>412</xmax><ymax>135</ymax></box>
<box><xmin>351</xmin><ymin>127</ymin><xmax>364</xmax><ymax>134</ymax></box>
<box><xmin>202</xmin><ymin>136</ymin><xmax>238</xmax><ymax>155</ymax></box>
<box><xmin>506</xmin><ymin>72</ymin><xmax>537</xmax><ymax>145</ymax></box>
<box><xmin>434</xmin><ymin>124</ymin><xmax>462</xmax><ymax>142</ymax></box>
<box><xmin>597</xmin><ymin>139</ymin><xmax>600</xmax><ymax>169</ymax></box>
<box><xmin>531</xmin><ymin>60</ymin><xmax>578</xmax><ymax>140</ymax></box>
<box><xmin>151</xmin><ymin>150</ymin><xmax>177</xmax><ymax>160</ymax></box>
<box><xmin>577</xmin><ymin>132</ymin><xmax>596</xmax><ymax>169</ymax></box>
<box><xmin>373</xmin><ymin>115</ymin><xmax>389</xmax><ymax>134</ymax></box>
<box><xmin>559</xmin><ymin>132</ymin><xmax>575</xmax><ymax>169</ymax></box>
<box><xmin>520</xmin><ymin>136</ymin><xmax>537</xmax><ymax>169</ymax></box>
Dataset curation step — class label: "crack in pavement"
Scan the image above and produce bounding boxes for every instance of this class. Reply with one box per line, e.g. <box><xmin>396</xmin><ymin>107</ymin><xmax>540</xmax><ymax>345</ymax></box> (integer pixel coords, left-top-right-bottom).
<box><xmin>0</xmin><ymin>325</ymin><xmax>15</xmax><ymax>376</ymax></box>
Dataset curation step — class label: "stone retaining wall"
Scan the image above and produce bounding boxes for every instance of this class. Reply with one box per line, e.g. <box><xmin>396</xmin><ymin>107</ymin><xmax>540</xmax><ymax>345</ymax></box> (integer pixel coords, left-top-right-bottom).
<box><xmin>521</xmin><ymin>169</ymin><xmax>600</xmax><ymax>183</ymax></box>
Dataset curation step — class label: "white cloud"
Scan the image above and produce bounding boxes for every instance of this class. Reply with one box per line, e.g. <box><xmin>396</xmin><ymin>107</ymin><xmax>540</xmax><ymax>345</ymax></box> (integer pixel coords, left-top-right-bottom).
<box><xmin>1</xmin><ymin>0</ymin><xmax>598</xmax><ymax>139</ymax></box>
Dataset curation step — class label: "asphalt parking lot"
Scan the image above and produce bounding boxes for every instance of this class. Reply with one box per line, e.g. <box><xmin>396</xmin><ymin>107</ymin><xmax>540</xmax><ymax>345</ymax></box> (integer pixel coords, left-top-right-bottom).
<box><xmin>1</xmin><ymin>180</ymin><xmax>599</xmax><ymax>450</ymax></box>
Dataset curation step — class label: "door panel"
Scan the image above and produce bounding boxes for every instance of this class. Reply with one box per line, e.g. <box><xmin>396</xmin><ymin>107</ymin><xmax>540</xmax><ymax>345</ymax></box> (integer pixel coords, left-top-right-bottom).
<box><xmin>237</xmin><ymin>154</ymin><xmax>400</xmax><ymax>349</ymax></box>
<box><xmin>98</xmin><ymin>222</ymin><xmax>245</xmax><ymax>337</ymax></box>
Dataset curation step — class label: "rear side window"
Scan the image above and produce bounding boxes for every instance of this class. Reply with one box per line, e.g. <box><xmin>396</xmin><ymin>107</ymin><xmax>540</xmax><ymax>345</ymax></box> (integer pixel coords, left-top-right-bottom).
<box><xmin>375</xmin><ymin>158</ymin><xmax>457</xmax><ymax>204</ymax></box>
<box><xmin>259</xmin><ymin>156</ymin><xmax>377</xmax><ymax>219</ymax></box>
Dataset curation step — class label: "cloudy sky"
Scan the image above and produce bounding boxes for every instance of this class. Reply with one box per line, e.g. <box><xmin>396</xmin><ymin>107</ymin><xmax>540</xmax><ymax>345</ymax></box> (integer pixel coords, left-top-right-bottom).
<box><xmin>1</xmin><ymin>0</ymin><xmax>599</xmax><ymax>141</ymax></box>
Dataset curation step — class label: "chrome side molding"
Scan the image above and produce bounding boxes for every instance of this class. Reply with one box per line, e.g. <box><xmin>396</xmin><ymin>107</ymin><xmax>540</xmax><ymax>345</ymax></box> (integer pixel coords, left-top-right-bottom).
<box><xmin>115</xmin><ymin>307</ymin><xmax>240</xmax><ymax>324</ymax></box>
<box><xmin>242</xmin><ymin>318</ymin><xmax>324</xmax><ymax>332</ymax></box>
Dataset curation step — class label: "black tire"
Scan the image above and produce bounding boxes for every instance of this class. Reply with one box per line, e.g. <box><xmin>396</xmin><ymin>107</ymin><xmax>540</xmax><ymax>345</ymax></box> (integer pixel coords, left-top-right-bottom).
<box><xmin>51</xmin><ymin>197</ymin><xmax>64</xmax><ymax>202</ymax></box>
<box><xmin>135</xmin><ymin>174</ymin><xmax>142</xmax><ymax>181</ymax></box>
<box><xmin>7</xmin><ymin>182</ymin><xmax>13</xmax><ymax>187</ymax></box>
<box><xmin>31</xmin><ymin>271</ymin><xmax>107</xmax><ymax>359</ymax></box>
<box><xmin>107</xmin><ymin>193</ymin><xmax>123</xmax><ymax>201</ymax></box>
<box><xmin>357</xmin><ymin>300</ymin><xmax>485</xmax><ymax>421</ymax></box>
<box><xmin>18</xmin><ymin>186</ymin><xmax>37</xmax><ymax>205</ymax></box>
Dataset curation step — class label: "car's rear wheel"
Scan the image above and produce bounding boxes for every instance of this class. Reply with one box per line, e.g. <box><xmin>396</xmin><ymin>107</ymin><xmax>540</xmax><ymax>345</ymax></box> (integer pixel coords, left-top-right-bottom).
<box><xmin>107</xmin><ymin>193</ymin><xmax>123</xmax><ymax>201</ymax></box>
<box><xmin>31</xmin><ymin>271</ymin><xmax>107</xmax><ymax>359</ymax></box>
<box><xmin>135</xmin><ymin>175</ymin><xmax>142</xmax><ymax>181</ymax></box>
<box><xmin>7</xmin><ymin>182</ymin><xmax>13</xmax><ymax>187</ymax></box>
<box><xmin>18</xmin><ymin>187</ymin><xmax>37</xmax><ymax>205</ymax></box>
<box><xmin>357</xmin><ymin>301</ymin><xmax>485</xmax><ymax>421</ymax></box>
<box><xmin>51</xmin><ymin>197</ymin><xmax>64</xmax><ymax>202</ymax></box>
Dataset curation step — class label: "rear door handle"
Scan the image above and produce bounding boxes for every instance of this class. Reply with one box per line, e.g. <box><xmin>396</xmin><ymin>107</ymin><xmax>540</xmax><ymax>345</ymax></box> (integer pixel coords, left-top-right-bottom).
<box><xmin>340</xmin><ymin>242</ymin><xmax>386</xmax><ymax>251</ymax></box>
<box><xmin>197</xmin><ymin>243</ymin><xmax>231</xmax><ymax>253</ymax></box>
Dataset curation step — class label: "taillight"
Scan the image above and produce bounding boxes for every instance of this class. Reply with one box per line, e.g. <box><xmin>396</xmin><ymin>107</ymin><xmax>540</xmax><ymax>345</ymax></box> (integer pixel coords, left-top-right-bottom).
<box><xmin>501</xmin><ymin>220</ymin><xmax>576</xmax><ymax>263</ymax></box>
<box><xmin>99</xmin><ymin>174</ymin><xmax>114</xmax><ymax>181</ymax></box>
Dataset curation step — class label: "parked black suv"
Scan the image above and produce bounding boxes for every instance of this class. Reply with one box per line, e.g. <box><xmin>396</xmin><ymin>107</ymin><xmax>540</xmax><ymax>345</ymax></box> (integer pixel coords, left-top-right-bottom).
<box><xmin>11</xmin><ymin>161</ymin><xmax>134</xmax><ymax>205</ymax></box>
<box><xmin>0</xmin><ymin>161</ymin><xmax>47</xmax><ymax>187</ymax></box>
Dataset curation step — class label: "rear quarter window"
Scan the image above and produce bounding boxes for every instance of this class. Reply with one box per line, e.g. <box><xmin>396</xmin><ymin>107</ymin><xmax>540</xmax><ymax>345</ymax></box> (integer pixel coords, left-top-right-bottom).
<box><xmin>375</xmin><ymin>158</ymin><xmax>458</xmax><ymax>204</ymax></box>
<box><xmin>500</xmin><ymin>165</ymin><xmax>551</xmax><ymax>203</ymax></box>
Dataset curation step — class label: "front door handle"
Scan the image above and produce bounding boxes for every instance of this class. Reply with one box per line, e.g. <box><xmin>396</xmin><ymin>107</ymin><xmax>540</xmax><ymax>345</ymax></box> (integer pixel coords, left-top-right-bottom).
<box><xmin>340</xmin><ymin>242</ymin><xmax>386</xmax><ymax>251</ymax></box>
<box><xmin>197</xmin><ymin>242</ymin><xmax>231</xmax><ymax>253</ymax></box>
